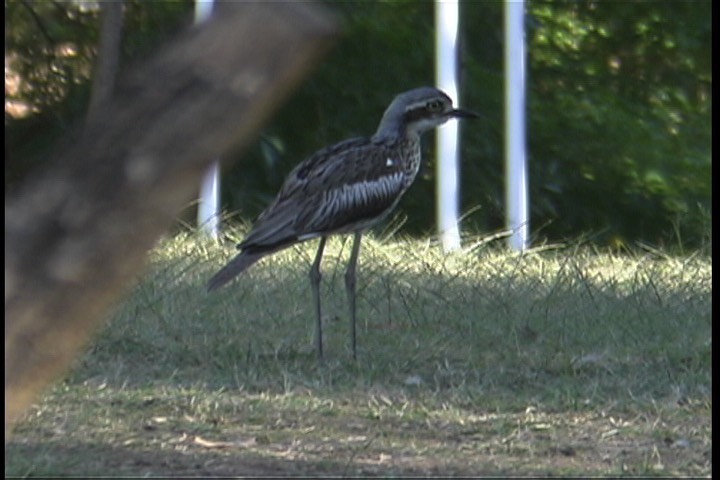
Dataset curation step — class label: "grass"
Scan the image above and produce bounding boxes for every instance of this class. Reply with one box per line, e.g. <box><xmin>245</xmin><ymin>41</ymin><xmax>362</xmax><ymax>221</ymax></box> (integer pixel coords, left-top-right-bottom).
<box><xmin>5</xmin><ymin>226</ymin><xmax>712</xmax><ymax>477</ymax></box>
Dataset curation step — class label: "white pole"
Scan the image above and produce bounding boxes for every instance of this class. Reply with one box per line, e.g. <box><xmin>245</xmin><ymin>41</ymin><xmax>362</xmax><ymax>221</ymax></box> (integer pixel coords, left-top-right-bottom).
<box><xmin>504</xmin><ymin>0</ymin><xmax>529</xmax><ymax>251</ymax></box>
<box><xmin>435</xmin><ymin>0</ymin><xmax>462</xmax><ymax>252</ymax></box>
<box><xmin>195</xmin><ymin>0</ymin><xmax>220</xmax><ymax>239</ymax></box>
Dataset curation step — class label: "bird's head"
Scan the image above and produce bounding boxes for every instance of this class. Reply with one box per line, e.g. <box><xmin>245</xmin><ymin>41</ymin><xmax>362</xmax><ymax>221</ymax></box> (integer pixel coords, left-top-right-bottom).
<box><xmin>375</xmin><ymin>86</ymin><xmax>479</xmax><ymax>139</ymax></box>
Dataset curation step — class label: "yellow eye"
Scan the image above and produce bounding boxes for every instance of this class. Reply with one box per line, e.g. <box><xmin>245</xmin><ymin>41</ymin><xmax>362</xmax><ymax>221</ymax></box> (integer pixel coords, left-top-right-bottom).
<box><xmin>427</xmin><ymin>100</ymin><xmax>443</xmax><ymax>112</ymax></box>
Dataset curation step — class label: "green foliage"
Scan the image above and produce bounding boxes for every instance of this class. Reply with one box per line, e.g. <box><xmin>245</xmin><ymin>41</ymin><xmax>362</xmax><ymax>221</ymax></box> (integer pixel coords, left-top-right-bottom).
<box><xmin>4</xmin><ymin>0</ymin><xmax>193</xmax><ymax>184</ymax></box>
<box><xmin>5</xmin><ymin>0</ymin><xmax>97</xmax><ymax>109</ymax></box>
<box><xmin>4</xmin><ymin>1</ymin><xmax>711</xmax><ymax>249</ymax></box>
<box><xmin>526</xmin><ymin>1</ymin><xmax>711</xmax><ymax>248</ymax></box>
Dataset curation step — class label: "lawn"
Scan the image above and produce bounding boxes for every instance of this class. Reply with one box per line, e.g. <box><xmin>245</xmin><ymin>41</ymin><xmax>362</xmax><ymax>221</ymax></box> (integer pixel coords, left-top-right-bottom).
<box><xmin>5</xmin><ymin>228</ymin><xmax>712</xmax><ymax>476</ymax></box>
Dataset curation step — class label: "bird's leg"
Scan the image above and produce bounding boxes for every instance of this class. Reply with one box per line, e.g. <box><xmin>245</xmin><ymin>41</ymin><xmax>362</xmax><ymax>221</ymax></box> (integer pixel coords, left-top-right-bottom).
<box><xmin>310</xmin><ymin>236</ymin><xmax>327</xmax><ymax>361</ymax></box>
<box><xmin>345</xmin><ymin>232</ymin><xmax>363</xmax><ymax>360</ymax></box>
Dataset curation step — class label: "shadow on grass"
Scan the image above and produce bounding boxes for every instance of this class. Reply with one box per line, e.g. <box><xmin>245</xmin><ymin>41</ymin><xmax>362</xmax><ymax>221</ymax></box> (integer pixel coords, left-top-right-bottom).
<box><xmin>5</xmin><ymin>439</ymin><xmax>450</xmax><ymax>477</ymax></box>
<box><xmin>6</xmin><ymin>233</ymin><xmax>712</xmax><ymax>476</ymax></box>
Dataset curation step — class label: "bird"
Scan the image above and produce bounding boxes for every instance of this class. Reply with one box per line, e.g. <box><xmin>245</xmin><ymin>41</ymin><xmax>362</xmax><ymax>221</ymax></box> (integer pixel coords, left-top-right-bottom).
<box><xmin>207</xmin><ymin>86</ymin><xmax>478</xmax><ymax>360</ymax></box>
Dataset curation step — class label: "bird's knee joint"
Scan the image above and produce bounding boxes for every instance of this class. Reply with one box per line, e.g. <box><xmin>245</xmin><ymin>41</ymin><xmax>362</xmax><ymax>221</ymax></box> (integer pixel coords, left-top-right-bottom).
<box><xmin>310</xmin><ymin>267</ymin><xmax>322</xmax><ymax>283</ymax></box>
<box><xmin>344</xmin><ymin>269</ymin><xmax>356</xmax><ymax>289</ymax></box>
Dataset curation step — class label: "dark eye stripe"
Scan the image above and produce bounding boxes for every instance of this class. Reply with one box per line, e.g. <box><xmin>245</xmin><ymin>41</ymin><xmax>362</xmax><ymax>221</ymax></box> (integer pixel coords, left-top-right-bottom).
<box><xmin>427</xmin><ymin>100</ymin><xmax>442</xmax><ymax>111</ymax></box>
<box><xmin>404</xmin><ymin>103</ymin><xmax>442</xmax><ymax>123</ymax></box>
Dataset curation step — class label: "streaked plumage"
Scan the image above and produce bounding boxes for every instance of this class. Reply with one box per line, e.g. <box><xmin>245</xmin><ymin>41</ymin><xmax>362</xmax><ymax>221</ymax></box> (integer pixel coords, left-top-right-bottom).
<box><xmin>208</xmin><ymin>86</ymin><xmax>477</xmax><ymax>360</ymax></box>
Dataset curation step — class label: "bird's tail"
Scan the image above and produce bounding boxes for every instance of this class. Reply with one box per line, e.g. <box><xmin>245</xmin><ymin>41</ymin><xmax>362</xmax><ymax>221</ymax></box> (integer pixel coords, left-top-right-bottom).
<box><xmin>206</xmin><ymin>251</ymin><xmax>264</xmax><ymax>292</ymax></box>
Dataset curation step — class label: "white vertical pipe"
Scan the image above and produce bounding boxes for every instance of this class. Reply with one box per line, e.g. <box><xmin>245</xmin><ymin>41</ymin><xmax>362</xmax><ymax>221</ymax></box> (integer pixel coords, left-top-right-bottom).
<box><xmin>435</xmin><ymin>0</ymin><xmax>462</xmax><ymax>252</ymax></box>
<box><xmin>195</xmin><ymin>0</ymin><xmax>220</xmax><ymax>238</ymax></box>
<box><xmin>504</xmin><ymin>0</ymin><xmax>529</xmax><ymax>251</ymax></box>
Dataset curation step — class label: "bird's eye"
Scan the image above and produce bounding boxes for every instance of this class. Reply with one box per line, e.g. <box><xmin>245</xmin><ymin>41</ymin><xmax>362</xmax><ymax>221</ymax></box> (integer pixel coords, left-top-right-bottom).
<box><xmin>427</xmin><ymin>100</ymin><xmax>443</xmax><ymax>112</ymax></box>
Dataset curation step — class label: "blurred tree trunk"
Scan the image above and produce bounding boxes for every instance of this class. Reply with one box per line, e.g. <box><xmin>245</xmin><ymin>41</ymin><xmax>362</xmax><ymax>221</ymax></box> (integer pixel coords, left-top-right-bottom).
<box><xmin>5</xmin><ymin>2</ymin><xmax>338</xmax><ymax>439</ymax></box>
<box><xmin>86</xmin><ymin>0</ymin><xmax>124</xmax><ymax>125</ymax></box>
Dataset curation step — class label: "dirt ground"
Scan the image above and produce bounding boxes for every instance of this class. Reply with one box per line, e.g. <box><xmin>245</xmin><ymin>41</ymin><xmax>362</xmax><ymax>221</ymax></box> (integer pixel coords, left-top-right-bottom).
<box><xmin>6</xmin><ymin>393</ymin><xmax>711</xmax><ymax>477</ymax></box>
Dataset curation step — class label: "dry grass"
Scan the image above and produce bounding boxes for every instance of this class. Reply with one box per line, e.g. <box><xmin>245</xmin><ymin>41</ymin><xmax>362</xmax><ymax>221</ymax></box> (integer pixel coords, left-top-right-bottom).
<box><xmin>5</xmin><ymin>227</ymin><xmax>712</xmax><ymax>477</ymax></box>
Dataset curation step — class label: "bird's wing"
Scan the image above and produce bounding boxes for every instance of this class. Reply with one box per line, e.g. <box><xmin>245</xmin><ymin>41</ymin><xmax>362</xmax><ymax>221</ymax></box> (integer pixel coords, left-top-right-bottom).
<box><xmin>239</xmin><ymin>138</ymin><xmax>410</xmax><ymax>253</ymax></box>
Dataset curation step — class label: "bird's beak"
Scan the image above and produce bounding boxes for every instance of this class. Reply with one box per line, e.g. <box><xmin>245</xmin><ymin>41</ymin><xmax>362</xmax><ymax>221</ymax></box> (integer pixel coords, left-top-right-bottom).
<box><xmin>449</xmin><ymin>108</ymin><xmax>480</xmax><ymax>119</ymax></box>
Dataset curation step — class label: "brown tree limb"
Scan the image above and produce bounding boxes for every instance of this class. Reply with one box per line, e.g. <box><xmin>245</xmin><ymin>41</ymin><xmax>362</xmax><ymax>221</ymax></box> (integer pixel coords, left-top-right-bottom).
<box><xmin>5</xmin><ymin>2</ymin><xmax>338</xmax><ymax>437</ymax></box>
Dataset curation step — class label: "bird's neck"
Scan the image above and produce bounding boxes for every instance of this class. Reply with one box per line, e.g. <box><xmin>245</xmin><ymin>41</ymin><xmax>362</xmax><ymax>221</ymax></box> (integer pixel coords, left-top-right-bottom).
<box><xmin>372</xmin><ymin>116</ymin><xmax>421</xmax><ymax>144</ymax></box>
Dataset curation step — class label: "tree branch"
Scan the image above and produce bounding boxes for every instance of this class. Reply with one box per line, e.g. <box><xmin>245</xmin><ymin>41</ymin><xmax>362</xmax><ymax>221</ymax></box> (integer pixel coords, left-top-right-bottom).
<box><xmin>5</xmin><ymin>2</ymin><xmax>339</xmax><ymax>438</ymax></box>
